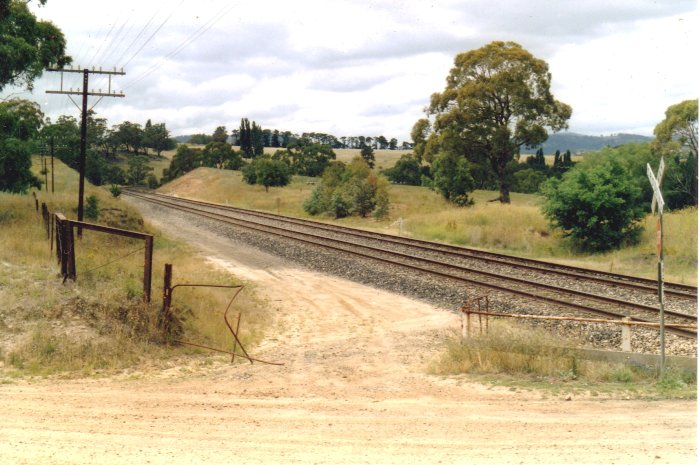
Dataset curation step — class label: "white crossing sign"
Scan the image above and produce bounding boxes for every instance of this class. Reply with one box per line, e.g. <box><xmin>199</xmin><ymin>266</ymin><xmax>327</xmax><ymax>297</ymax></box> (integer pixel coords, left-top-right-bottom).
<box><xmin>647</xmin><ymin>162</ymin><xmax>665</xmax><ymax>215</ymax></box>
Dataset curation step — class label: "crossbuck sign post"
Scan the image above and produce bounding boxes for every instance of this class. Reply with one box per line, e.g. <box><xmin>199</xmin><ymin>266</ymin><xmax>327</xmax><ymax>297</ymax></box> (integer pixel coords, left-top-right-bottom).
<box><xmin>646</xmin><ymin>158</ymin><xmax>666</xmax><ymax>376</ymax></box>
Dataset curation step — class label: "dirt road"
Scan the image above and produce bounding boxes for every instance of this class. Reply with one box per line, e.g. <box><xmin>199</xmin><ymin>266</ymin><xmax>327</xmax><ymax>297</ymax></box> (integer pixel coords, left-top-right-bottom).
<box><xmin>0</xmin><ymin>201</ymin><xmax>696</xmax><ymax>464</ymax></box>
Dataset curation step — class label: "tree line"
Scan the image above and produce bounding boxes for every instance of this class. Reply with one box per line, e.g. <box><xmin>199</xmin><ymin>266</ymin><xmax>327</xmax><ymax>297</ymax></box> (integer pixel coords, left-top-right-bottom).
<box><xmin>188</xmin><ymin>124</ymin><xmax>411</xmax><ymax>151</ymax></box>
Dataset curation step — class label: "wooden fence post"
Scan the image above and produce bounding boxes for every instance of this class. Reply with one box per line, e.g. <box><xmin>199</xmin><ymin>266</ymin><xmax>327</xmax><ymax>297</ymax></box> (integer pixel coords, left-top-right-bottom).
<box><xmin>159</xmin><ymin>263</ymin><xmax>172</xmax><ymax>331</ymax></box>
<box><xmin>143</xmin><ymin>235</ymin><xmax>153</xmax><ymax>303</ymax></box>
<box><xmin>66</xmin><ymin>222</ymin><xmax>76</xmax><ymax>280</ymax></box>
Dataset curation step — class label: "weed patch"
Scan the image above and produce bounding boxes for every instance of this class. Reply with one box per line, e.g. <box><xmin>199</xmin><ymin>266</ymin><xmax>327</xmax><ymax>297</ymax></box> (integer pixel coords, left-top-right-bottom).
<box><xmin>430</xmin><ymin>322</ymin><xmax>696</xmax><ymax>399</ymax></box>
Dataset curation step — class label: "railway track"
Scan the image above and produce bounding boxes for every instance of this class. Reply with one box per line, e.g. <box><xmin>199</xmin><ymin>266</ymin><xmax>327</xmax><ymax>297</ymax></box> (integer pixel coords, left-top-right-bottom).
<box><xmin>124</xmin><ymin>189</ymin><xmax>698</xmax><ymax>339</ymax></box>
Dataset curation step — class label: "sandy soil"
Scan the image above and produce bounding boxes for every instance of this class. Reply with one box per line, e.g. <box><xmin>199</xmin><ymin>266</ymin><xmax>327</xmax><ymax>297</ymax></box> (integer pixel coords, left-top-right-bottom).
<box><xmin>0</xmin><ymin>200</ymin><xmax>696</xmax><ymax>464</ymax></box>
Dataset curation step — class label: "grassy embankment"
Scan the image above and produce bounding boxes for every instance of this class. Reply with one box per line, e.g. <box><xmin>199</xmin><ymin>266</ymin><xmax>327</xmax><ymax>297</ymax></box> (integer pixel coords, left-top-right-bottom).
<box><xmin>0</xmin><ymin>156</ymin><xmax>268</xmax><ymax>378</ymax></box>
<box><xmin>158</xmin><ymin>154</ymin><xmax>697</xmax><ymax>284</ymax></box>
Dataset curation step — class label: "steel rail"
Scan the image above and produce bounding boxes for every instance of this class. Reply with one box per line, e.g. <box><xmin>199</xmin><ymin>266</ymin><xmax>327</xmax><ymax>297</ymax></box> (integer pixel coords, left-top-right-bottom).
<box><xmin>144</xmin><ymin>191</ymin><xmax>698</xmax><ymax>299</ymax></box>
<box><xmin>125</xmin><ymin>191</ymin><xmax>697</xmax><ymax>338</ymax></box>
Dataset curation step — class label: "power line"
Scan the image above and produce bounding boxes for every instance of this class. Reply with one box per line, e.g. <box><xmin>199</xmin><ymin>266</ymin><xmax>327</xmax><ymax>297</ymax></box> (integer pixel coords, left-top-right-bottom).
<box><xmin>123</xmin><ymin>1</ymin><xmax>238</xmax><ymax>90</ymax></box>
<box><xmin>121</xmin><ymin>0</ymin><xmax>185</xmax><ymax>69</ymax></box>
<box><xmin>90</xmin><ymin>8</ymin><xmax>136</xmax><ymax>67</ymax></box>
<box><xmin>86</xmin><ymin>14</ymin><xmax>122</xmax><ymax>69</ymax></box>
<box><xmin>113</xmin><ymin>0</ymin><xmax>169</xmax><ymax>66</ymax></box>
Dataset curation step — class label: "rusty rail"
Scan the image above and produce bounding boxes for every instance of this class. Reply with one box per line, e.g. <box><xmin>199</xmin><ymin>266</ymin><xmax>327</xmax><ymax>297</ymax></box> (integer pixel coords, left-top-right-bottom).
<box><xmin>460</xmin><ymin>308</ymin><xmax>699</xmax><ymax>330</ymax></box>
<box><xmin>460</xmin><ymin>298</ymin><xmax>698</xmax><ymax>351</ymax></box>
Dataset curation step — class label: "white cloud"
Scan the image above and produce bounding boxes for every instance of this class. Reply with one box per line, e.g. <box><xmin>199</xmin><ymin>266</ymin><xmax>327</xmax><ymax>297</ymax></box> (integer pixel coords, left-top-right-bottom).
<box><xmin>5</xmin><ymin>0</ymin><xmax>696</xmax><ymax>142</ymax></box>
<box><xmin>549</xmin><ymin>12</ymin><xmax>697</xmax><ymax>135</ymax></box>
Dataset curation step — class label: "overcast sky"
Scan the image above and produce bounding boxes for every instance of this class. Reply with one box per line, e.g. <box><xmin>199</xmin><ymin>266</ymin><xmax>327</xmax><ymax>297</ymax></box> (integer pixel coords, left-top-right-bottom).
<box><xmin>4</xmin><ymin>0</ymin><xmax>697</xmax><ymax>142</ymax></box>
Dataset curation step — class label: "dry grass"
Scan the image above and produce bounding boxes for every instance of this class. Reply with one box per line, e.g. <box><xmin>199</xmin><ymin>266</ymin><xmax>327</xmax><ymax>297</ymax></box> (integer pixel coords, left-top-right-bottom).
<box><xmin>430</xmin><ymin>321</ymin><xmax>696</xmax><ymax>396</ymax></box>
<box><xmin>159</xmin><ymin>167</ymin><xmax>314</xmax><ymax>217</ymax></box>
<box><xmin>156</xmin><ymin>166</ymin><xmax>697</xmax><ymax>284</ymax></box>
<box><xmin>0</xmin><ymin>156</ymin><xmax>268</xmax><ymax>377</ymax></box>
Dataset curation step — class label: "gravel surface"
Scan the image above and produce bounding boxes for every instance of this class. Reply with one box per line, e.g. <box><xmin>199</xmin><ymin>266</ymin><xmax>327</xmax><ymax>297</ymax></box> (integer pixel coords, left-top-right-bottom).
<box><xmin>127</xmin><ymin>194</ymin><xmax>697</xmax><ymax>357</ymax></box>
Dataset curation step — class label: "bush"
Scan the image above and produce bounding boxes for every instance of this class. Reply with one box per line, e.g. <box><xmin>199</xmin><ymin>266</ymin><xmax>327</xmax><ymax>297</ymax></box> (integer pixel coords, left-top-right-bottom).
<box><xmin>241</xmin><ymin>156</ymin><xmax>290</xmax><ymax>191</ymax></box>
<box><xmin>109</xmin><ymin>184</ymin><xmax>122</xmax><ymax>198</ymax></box>
<box><xmin>383</xmin><ymin>154</ymin><xmax>423</xmax><ymax>185</ymax></box>
<box><xmin>542</xmin><ymin>158</ymin><xmax>645</xmax><ymax>252</ymax></box>
<box><xmin>241</xmin><ymin>162</ymin><xmax>257</xmax><ymax>184</ymax></box>
<box><xmin>304</xmin><ymin>157</ymin><xmax>390</xmax><ymax>218</ymax></box>
<box><xmin>330</xmin><ymin>192</ymin><xmax>351</xmax><ymax>218</ymax></box>
<box><xmin>146</xmin><ymin>174</ymin><xmax>159</xmax><ymax>189</ymax></box>
<box><xmin>513</xmin><ymin>168</ymin><xmax>547</xmax><ymax>194</ymax></box>
<box><xmin>85</xmin><ymin>195</ymin><xmax>99</xmax><ymax>220</ymax></box>
<box><xmin>431</xmin><ymin>151</ymin><xmax>474</xmax><ymax>205</ymax></box>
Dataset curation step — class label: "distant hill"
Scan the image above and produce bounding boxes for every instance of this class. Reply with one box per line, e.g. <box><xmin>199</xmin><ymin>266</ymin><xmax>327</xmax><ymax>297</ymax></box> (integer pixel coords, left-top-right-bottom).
<box><xmin>522</xmin><ymin>132</ymin><xmax>653</xmax><ymax>154</ymax></box>
<box><xmin>173</xmin><ymin>135</ymin><xmax>192</xmax><ymax>143</ymax></box>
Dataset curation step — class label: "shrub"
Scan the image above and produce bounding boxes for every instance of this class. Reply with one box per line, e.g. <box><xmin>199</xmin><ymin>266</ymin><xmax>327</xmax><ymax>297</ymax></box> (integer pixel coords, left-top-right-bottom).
<box><xmin>542</xmin><ymin>158</ymin><xmax>645</xmax><ymax>252</ymax></box>
<box><xmin>513</xmin><ymin>168</ymin><xmax>547</xmax><ymax>194</ymax></box>
<box><xmin>384</xmin><ymin>154</ymin><xmax>423</xmax><ymax>185</ymax></box>
<box><xmin>431</xmin><ymin>151</ymin><xmax>474</xmax><ymax>205</ymax></box>
<box><xmin>85</xmin><ymin>195</ymin><xmax>99</xmax><ymax>220</ymax></box>
<box><xmin>241</xmin><ymin>162</ymin><xmax>257</xmax><ymax>184</ymax></box>
<box><xmin>241</xmin><ymin>156</ymin><xmax>291</xmax><ymax>191</ymax></box>
<box><xmin>146</xmin><ymin>174</ymin><xmax>159</xmax><ymax>189</ymax></box>
<box><xmin>304</xmin><ymin>157</ymin><xmax>390</xmax><ymax>218</ymax></box>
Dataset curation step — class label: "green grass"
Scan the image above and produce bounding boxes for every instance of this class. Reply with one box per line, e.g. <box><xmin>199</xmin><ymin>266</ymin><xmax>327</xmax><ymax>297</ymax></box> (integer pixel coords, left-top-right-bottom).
<box><xmin>0</xmin><ymin>156</ymin><xmax>269</xmax><ymax>378</ymax></box>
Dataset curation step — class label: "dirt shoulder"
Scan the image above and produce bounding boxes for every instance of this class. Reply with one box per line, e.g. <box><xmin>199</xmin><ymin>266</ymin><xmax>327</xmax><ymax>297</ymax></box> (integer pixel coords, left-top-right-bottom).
<box><xmin>0</xmin><ymin>198</ymin><xmax>696</xmax><ymax>465</ymax></box>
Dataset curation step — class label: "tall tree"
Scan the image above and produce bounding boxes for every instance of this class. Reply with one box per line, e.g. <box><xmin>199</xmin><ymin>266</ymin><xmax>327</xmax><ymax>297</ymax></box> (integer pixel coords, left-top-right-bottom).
<box><xmin>653</xmin><ymin>99</ymin><xmax>698</xmax><ymax>208</ymax></box>
<box><xmin>284</xmin><ymin>139</ymin><xmax>336</xmax><ymax>177</ymax></box>
<box><xmin>114</xmin><ymin>121</ymin><xmax>144</xmax><ymax>154</ymax></box>
<box><xmin>653</xmin><ymin>99</ymin><xmax>698</xmax><ymax>160</ymax></box>
<box><xmin>163</xmin><ymin>144</ymin><xmax>201</xmax><ymax>181</ymax></box>
<box><xmin>360</xmin><ymin>143</ymin><xmax>375</xmax><ymax>169</ymax></box>
<box><xmin>239</xmin><ymin>118</ymin><xmax>253</xmax><ymax>157</ymax></box>
<box><xmin>251</xmin><ymin>121</ymin><xmax>264</xmax><ymax>156</ymax></box>
<box><xmin>426</xmin><ymin>41</ymin><xmax>571</xmax><ymax>203</ymax></box>
<box><xmin>212</xmin><ymin>125</ymin><xmax>228</xmax><ymax>143</ymax></box>
<box><xmin>0</xmin><ymin>98</ymin><xmax>43</xmax><ymax>192</ymax></box>
<box><xmin>553</xmin><ymin>149</ymin><xmax>561</xmax><ymax>168</ymax></box>
<box><xmin>202</xmin><ymin>141</ymin><xmax>238</xmax><ymax>169</ymax></box>
<box><xmin>144</xmin><ymin>122</ymin><xmax>175</xmax><ymax>156</ymax></box>
<box><xmin>0</xmin><ymin>0</ymin><xmax>71</xmax><ymax>92</ymax></box>
<box><xmin>410</xmin><ymin>118</ymin><xmax>431</xmax><ymax>162</ymax></box>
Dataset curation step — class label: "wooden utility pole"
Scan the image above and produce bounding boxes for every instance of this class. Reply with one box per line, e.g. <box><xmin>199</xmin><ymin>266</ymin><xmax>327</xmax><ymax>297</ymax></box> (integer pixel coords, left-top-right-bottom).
<box><xmin>46</xmin><ymin>66</ymin><xmax>125</xmax><ymax>235</ymax></box>
<box><xmin>50</xmin><ymin>137</ymin><xmax>55</xmax><ymax>193</ymax></box>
